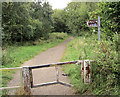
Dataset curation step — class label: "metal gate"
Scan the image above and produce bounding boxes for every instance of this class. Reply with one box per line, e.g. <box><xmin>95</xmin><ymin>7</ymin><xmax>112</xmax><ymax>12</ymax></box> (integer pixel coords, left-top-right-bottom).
<box><xmin>0</xmin><ymin>60</ymin><xmax>94</xmax><ymax>95</ymax></box>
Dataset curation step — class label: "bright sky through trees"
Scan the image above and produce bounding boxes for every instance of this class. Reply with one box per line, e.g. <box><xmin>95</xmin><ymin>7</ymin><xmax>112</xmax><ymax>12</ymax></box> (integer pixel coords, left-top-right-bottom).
<box><xmin>47</xmin><ymin>0</ymin><xmax>72</xmax><ymax>9</ymax></box>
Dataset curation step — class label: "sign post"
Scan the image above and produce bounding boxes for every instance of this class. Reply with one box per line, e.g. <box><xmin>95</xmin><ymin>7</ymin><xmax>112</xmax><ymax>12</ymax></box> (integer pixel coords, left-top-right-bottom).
<box><xmin>87</xmin><ymin>16</ymin><xmax>101</xmax><ymax>41</ymax></box>
<box><xmin>98</xmin><ymin>16</ymin><xmax>101</xmax><ymax>41</ymax></box>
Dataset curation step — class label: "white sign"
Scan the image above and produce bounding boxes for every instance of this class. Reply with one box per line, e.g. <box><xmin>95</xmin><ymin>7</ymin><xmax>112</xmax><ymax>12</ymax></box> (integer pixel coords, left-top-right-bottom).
<box><xmin>87</xmin><ymin>20</ymin><xmax>98</xmax><ymax>27</ymax></box>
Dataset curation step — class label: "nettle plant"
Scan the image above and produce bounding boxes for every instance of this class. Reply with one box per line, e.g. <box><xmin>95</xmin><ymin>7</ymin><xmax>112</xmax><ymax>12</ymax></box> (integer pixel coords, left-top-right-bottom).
<box><xmin>91</xmin><ymin>33</ymin><xmax>119</xmax><ymax>95</ymax></box>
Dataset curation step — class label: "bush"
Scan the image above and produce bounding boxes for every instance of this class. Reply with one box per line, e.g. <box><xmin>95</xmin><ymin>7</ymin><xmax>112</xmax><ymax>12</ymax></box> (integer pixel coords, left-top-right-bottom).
<box><xmin>48</xmin><ymin>32</ymin><xmax>68</xmax><ymax>41</ymax></box>
<box><xmin>2</xmin><ymin>47</ymin><xmax>15</xmax><ymax>67</ymax></box>
<box><xmin>62</xmin><ymin>32</ymin><xmax>119</xmax><ymax>95</ymax></box>
<box><xmin>2</xmin><ymin>32</ymin><xmax>68</xmax><ymax>67</ymax></box>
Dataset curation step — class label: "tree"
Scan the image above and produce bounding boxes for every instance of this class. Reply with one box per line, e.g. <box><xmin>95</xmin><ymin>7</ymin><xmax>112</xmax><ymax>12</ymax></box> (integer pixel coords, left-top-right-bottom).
<box><xmin>64</xmin><ymin>2</ymin><xmax>98</xmax><ymax>35</ymax></box>
<box><xmin>2</xmin><ymin>1</ymin><xmax>53</xmax><ymax>45</ymax></box>
<box><xmin>97</xmin><ymin>2</ymin><xmax>120</xmax><ymax>38</ymax></box>
<box><xmin>52</xmin><ymin>9</ymin><xmax>68</xmax><ymax>32</ymax></box>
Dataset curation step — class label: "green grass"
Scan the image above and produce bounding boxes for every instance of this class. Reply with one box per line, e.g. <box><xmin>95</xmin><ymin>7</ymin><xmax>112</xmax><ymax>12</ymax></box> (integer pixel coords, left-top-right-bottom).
<box><xmin>2</xmin><ymin>41</ymin><xmax>65</xmax><ymax>68</ymax></box>
<box><xmin>1</xmin><ymin>32</ymin><xmax>69</xmax><ymax>88</ymax></box>
<box><xmin>61</xmin><ymin>33</ymin><xmax>119</xmax><ymax>95</ymax></box>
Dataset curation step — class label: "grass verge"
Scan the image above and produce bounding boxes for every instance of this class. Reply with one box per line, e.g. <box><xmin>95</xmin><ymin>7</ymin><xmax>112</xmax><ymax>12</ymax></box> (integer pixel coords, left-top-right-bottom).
<box><xmin>1</xmin><ymin>32</ymin><xmax>69</xmax><ymax>89</ymax></box>
<box><xmin>61</xmin><ymin>33</ymin><xmax>119</xmax><ymax>95</ymax></box>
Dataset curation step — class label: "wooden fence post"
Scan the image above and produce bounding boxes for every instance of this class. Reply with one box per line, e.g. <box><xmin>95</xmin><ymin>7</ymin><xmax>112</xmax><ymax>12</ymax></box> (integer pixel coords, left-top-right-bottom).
<box><xmin>81</xmin><ymin>60</ymin><xmax>84</xmax><ymax>80</ymax></box>
<box><xmin>22</xmin><ymin>66</ymin><xmax>31</xmax><ymax>95</ymax></box>
<box><xmin>29</xmin><ymin>68</ymin><xmax>33</xmax><ymax>88</ymax></box>
<box><xmin>84</xmin><ymin>60</ymin><xmax>91</xmax><ymax>84</ymax></box>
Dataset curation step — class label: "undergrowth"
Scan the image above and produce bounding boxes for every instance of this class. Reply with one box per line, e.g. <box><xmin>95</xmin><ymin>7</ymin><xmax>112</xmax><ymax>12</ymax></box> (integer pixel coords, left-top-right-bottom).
<box><xmin>61</xmin><ymin>32</ymin><xmax>119</xmax><ymax>95</ymax></box>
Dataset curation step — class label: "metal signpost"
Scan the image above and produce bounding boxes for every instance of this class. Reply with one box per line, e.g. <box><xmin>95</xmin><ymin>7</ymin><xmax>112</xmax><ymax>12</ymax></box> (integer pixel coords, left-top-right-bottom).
<box><xmin>98</xmin><ymin>16</ymin><xmax>101</xmax><ymax>41</ymax></box>
<box><xmin>87</xmin><ymin>16</ymin><xmax>101</xmax><ymax>41</ymax></box>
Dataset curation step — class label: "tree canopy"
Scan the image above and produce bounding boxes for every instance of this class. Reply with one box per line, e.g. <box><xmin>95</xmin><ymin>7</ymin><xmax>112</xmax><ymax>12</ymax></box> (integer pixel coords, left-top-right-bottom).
<box><xmin>2</xmin><ymin>1</ymin><xmax>119</xmax><ymax>45</ymax></box>
<box><xmin>2</xmin><ymin>2</ymin><xmax>53</xmax><ymax>45</ymax></box>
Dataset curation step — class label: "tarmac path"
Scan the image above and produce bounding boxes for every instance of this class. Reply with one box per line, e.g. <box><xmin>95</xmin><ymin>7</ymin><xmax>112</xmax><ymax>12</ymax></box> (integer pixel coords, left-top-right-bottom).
<box><xmin>8</xmin><ymin>37</ymin><xmax>74</xmax><ymax>95</ymax></box>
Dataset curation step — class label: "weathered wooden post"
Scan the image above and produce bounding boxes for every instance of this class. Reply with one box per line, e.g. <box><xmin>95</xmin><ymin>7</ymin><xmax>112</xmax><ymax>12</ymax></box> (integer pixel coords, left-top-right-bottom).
<box><xmin>22</xmin><ymin>66</ymin><xmax>32</xmax><ymax>95</ymax></box>
<box><xmin>84</xmin><ymin>60</ymin><xmax>91</xmax><ymax>84</ymax></box>
<box><xmin>29</xmin><ymin>68</ymin><xmax>33</xmax><ymax>88</ymax></box>
<box><xmin>81</xmin><ymin>60</ymin><xmax>84</xmax><ymax>80</ymax></box>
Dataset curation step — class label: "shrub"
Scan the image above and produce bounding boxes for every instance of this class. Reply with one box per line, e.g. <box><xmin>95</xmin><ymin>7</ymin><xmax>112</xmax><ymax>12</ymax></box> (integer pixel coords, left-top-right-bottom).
<box><xmin>62</xmin><ymin>32</ymin><xmax>119</xmax><ymax>95</ymax></box>
<box><xmin>48</xmin><ymin>32</ymin><xmax>68</xmax><ymax>42</ymax></box>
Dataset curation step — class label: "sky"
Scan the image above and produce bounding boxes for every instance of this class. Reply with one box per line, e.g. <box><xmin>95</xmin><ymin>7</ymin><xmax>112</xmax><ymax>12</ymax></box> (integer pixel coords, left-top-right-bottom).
<box><xmin>47</xmin><ymin>0</ymin><xmax>72</xmax><ymax>9</ymax></box>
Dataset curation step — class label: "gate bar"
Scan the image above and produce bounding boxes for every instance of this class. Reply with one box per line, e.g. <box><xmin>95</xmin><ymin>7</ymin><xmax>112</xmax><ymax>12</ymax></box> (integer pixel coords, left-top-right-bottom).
<box><xmin>29</xmin><ymin>61</ymin><xmax>78</xmax><ymax>69</ymax></box>
<box><xmin>32</xmin><ymin>81</ymin><xmax>72</xmax><ymax>88</ymax></box>
<box><xmin>29</xmin><ymin>60</ymin><xmax>94</xmax><ymax>69</ymax></box>
<box><xmin>0</xmin><ymin>86</ymin><xmax>20</xmax><ymax>90</ymax></box>
<box><xmin>58</xmin><ymin>81</ymin><xmax>72</xmax><ymax>87</ymax></box>
<box><xmin>33</xmin><ymin>81</ymin><xmax>58</xmax><ymax>88</ymax></box>
<box><xmin>0</xmin><ymin>60</ymin><xmax>94</xmax><ymax>70</ymax></box>
<box><xmin>0</xmin><ymin>67</ymin><xmax>22</xmax><ymax>71</ymax></box>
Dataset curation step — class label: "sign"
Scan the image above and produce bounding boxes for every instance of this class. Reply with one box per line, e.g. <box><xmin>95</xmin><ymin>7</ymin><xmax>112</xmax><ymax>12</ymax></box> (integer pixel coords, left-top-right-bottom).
<box><xmin>87</xmin><ymin>20</ymin><xmax>98</xmax><ymax>27</ymax></box>
<box><xmin>86</xmin><ymin>16</ymin><xmax>101</xmax><ymax>41</ymax></box>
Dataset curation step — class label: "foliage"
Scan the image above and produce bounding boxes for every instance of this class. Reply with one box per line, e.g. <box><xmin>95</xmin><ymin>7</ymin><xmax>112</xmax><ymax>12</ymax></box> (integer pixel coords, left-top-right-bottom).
<box><xmin>98</xmin><ymin>2</ymin><xmax>120</xmax><ymax>38</ymax></box>
<box><xmin>1</xmin><ymin>1</ymin><xmax>120</xmax><ymax>95</ymax></box>
<box><xmin>63</xmin><ymin>2</ymin><xmax>98</xmax><ymax>35</ymax></box>
<box><xmin>2</xmin><ymin>32</ymin><xmax>68</xmax><ymax>67</ymax></box>
<box><xmin>61</xmin><ymin>1</ymin><xmax>120</xmax><ymax>95</ymax></box>
<box><xmin>62</xmin><ymin>33</ymin><xmax>119</xmax><ymax>95</ymax></box>
<box><xmin>51</xmin><ymin>2</ymin><xmax>98</xmax><ymax>35</ymax></box>
<box><xmin>49</xmin><ymin>32</ymin><xmax>68</xmax><ymax>40</ymax></box>
<box><xmin>52</xmin><ymin>9</ymin><xmax>68</xmax><ymax>33</ymax></box>
<box><xmin>89</xmin><ymin>2</ymin><xmax>120</xmax><ymax>39</ymax></box>
<box><xmin>2</xmin><ymin>2</ymin><xmax>53</xmax><ymax>45</ymax></box>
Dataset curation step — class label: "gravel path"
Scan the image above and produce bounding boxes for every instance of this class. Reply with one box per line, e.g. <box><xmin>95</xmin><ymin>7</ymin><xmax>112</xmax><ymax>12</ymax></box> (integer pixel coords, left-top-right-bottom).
<box><xmin>8</xmin><ymin>37</ymin><xmax>74</xmax><ymax>95</ymax></box>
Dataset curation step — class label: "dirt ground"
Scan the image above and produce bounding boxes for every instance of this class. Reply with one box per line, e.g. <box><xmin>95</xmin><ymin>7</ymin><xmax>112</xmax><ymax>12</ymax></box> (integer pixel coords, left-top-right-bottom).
<box><xmin>8</xmin><ymin>37</ymin><xmax>74</xmax><ymax>95</ymax></box>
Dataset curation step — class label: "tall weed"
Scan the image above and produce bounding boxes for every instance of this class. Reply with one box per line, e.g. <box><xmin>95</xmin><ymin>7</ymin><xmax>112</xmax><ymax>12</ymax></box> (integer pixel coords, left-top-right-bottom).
<box><xmin>62</xmin><ymin>33</ymin><xmax>119</xmax><ymax>95</ymax></box>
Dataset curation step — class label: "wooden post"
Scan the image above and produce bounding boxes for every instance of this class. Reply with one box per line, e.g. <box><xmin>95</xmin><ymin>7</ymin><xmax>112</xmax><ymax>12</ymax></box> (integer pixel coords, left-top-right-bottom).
<box><xmin>84</xmin><ymin>60</ymin><xmax>91</xmax><ymax>84</ymax></box>
<box><xmin>29</xmin><ymin>68</ymin><xmax>33</xmax><ymax>88</ymax></box>
<box><xmin>81</xmin><ymin>60</ymin><xmax>84</xmax><ymax>80</ymax></box>
<box><xmin>22</xmin><ymin>66</ymin><xmax>31</xmax><ymax>95</ymax></box>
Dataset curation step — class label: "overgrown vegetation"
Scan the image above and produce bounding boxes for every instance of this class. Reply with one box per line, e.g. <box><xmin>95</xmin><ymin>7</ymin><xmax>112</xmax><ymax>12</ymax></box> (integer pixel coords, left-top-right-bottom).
<box><xmin>62</xmin><ymin>33</ymin><xmax>119</xmax><ymax>95</ymax></box>
<box><xmin>89</xmin><ymin>2</ymin><xmax>120</xmax><ymax>39</ymax></box>
<box><xmin>2</xmin><ymin>2</ymin><xmax>53</xmax><ymax>45</ymax></box>
<box><xmin>52</xmin><ymin>2</ymin><xmax>98</xmax><ymax>35</ymax></box>
<box><xmin>61</xmin><ymin>1</ymin><xmax>119</xmax><ymax>95</ymax></box>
